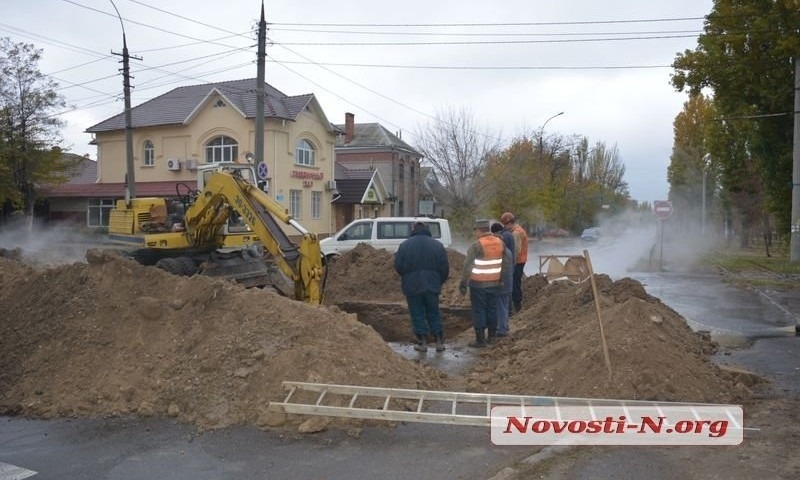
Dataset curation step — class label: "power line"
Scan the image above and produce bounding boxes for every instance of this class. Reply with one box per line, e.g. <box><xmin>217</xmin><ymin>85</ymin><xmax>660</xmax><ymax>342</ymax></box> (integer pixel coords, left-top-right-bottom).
<box><xmin>270</xmin><ymin>33</ymin><xmax>699</xmax><ymax>47</ymax></box>
<box><xmin>60</xmin><ymin>0</ymin><xmax>249</xmax><ymax>52</ymax></box>
<box><xmin>273</xmin><ymin>42</ymin><xmax>437</xmax><ymax>124</ymax></box>
<box><xmin>265</xmin><ymin>58</ymin><xmax>671</xmax><ymax>71</ymax></box>
<box><xmin>268</xmin><ymin>27</ymin><xmax>705</xmax><ymax>37</ymax></box>
<box><xmin>267</xmin><ymin>17</ymin><xmax>707</xmax><ymax>27</ymax></box>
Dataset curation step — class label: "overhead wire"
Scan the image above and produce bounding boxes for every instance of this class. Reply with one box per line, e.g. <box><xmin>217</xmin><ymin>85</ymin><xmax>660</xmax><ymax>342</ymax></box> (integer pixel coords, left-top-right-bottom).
<box><xmin>36</xmin><ymin>1</ymin><xmax>722</xmax><ymax>132</ymax></box>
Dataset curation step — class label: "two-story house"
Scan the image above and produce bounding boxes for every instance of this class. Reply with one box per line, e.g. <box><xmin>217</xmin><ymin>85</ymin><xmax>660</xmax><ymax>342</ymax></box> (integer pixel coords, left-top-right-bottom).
<box><xmin>47</xmin><ymin>78</ymin><xmax>338</xmax><ymax>236</ymax></box>
<box><xmin>333</xmin><ymin>113</ymin><xmax>423</xmax><ymax>229</ymax></box>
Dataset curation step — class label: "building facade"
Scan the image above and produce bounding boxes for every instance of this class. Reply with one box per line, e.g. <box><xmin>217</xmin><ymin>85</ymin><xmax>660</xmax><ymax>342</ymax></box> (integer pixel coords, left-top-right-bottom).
<box><xmin>334</xmin><ymin>113</ymin><xmax>423</xmax><ymax>223</ymax></box>
<box><xmin>48</xmin><ymin>79</ymin><xmax>338</xmax><ymax>236</ymax></box>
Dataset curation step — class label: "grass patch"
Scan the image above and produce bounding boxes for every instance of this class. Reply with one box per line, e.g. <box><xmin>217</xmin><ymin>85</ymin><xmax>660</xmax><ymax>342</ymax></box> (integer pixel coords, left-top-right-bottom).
<box><xmin>704</xmin><ymin>248</ymin><xmax>800</xmax><ymax>276</ymax></box>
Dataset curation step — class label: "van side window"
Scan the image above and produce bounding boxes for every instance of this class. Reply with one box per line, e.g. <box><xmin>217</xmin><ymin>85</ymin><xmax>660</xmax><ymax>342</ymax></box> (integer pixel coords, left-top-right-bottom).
<box><xmin>342</xmin><ymin>222</ymin><xmax>372</xmax><ymax>240</ymax></box>
<box><xmin>425</xmin><ymin>222</ymin><xmax>442</xmax><ymax>239</ymax></box>
<box><xmin>377</xmin><ymin>222</ymin><xmax>414</xmax><ymax>239</ymax></box>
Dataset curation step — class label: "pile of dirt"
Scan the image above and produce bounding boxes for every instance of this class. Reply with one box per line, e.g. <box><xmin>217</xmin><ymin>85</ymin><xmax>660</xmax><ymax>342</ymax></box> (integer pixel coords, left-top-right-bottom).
<box><xmin>323</xmin><ymin>243</ymin><xmax>469</xmax><ymax>308</ymax></box>
<box><xmin>0</xmin><ymin>250</ymin><xmax>446</xmax><ymax>431</ymax></box>
<box><xmin>467</xmin><ymin>275</ymin><xmax>759</xmax><ymax>403</ymax></box>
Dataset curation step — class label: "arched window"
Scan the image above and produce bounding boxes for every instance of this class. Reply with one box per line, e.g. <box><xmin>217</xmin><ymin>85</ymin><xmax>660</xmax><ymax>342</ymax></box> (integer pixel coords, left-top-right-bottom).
<box><xmin>295</xmin><ymin>139</ymin><xmax>315</xmax><ymax>167</ymax></box>
<box><xmin>205</xmin><ymin>135</ymin><xmax>238</xmax><ymax>163</ymax></box>
<box><xmin>143</xmin><ymin>140</ymin><xmax>154</xmax><ymax>166</ymax></box>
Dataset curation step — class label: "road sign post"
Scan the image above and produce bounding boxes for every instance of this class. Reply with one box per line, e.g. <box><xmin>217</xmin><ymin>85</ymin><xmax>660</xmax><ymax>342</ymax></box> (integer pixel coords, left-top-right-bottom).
<box><xmin>654</xmin><ymin>200</ymin><xmax>673</xmax><ymax>220</ymax></box>
<box><xmin>653</xmin><ymin>201</ymin><xmax>673</xmax><ymax>271</ymax></box>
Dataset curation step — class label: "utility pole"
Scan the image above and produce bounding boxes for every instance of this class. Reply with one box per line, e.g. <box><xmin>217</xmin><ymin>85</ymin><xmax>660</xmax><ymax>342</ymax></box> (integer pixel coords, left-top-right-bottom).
<box><xmin>254</xmin><ymin>2</ymin><xmax>266</xmax><ymax>178</ymax></box>
<box><xmin>791</xmin><ymin>56</ymin><xmax>800</xmax><ymax>262</ymax></box>
<box><xmin>110</xmin><ymin>0</ymin><xmax>141</xmax><ymax>204</ymax></box>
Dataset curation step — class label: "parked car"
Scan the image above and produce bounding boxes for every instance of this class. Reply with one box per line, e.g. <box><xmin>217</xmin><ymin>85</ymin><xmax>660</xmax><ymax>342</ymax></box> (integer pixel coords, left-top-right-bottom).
<box><xmin>544</xmin><ymin>228</ymin><xmax>570</xmax><ymax>238</ymax></box>
<box><xmin>580</xmin><ymin>227</ymin><xmax>601</xmax><ymax>242</ymax></box>
<box><xmin>320</xmin><ymin>217</ymin><xmax>452</xmax><ymax>259</ymax></box>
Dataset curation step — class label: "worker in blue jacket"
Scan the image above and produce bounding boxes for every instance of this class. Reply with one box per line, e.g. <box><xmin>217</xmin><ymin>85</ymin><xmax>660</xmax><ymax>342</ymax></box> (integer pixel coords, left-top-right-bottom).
<box><xmin>394</xmin><ymin>222</ymin><xmax>450</xmax><ymax>352</ymax></box>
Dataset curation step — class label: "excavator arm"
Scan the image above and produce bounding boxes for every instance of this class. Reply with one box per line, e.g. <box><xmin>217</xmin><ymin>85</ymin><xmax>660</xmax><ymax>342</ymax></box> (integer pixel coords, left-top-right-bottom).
<box><xmin>183</xmin><ymin>170</ymin><xmax>324</xmax><ymax>304</ymax></box>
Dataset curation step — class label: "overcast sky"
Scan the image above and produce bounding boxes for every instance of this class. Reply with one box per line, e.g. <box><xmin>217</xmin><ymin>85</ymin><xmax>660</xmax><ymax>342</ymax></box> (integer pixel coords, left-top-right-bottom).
<box><xmin>4</xmin><ymin>0</ymin><xmax>713</xmax><ymax>203</ymax></box>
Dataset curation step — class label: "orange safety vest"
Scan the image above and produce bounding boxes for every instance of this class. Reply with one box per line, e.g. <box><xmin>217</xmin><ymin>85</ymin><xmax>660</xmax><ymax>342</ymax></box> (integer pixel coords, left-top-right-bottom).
<box><xmin>511</xmin><ymin>224</ymin><xmax>528</xmax><ymax>264</ymax></box>
<box><xmin>470</xmin><ymin>235</ymin><xmax>504</xmax><ymax>283</ymax></box>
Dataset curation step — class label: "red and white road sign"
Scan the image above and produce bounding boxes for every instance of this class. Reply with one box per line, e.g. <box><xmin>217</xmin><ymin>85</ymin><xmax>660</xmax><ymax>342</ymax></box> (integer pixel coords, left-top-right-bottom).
<box><xmin>654</xmin><ymin>200</ymin><xmax>674</xmax><ymax>220</ymax></box>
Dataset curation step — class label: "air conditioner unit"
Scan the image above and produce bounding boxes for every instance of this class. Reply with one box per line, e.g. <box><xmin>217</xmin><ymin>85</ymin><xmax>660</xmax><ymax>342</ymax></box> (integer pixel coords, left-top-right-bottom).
<box><xmin>185</xmin><ymin>159</ymin><xmax>197</xmax><ymax>170</ymax></box>
<box><xmin>325</xmin><ymin>180</ymin><xmax>337</xmax><ymax>191</ymax></box>
<box><xmin>166</xmin><ymin>158</ymin><xmax>181</xmax><ymax>171</ymax></box>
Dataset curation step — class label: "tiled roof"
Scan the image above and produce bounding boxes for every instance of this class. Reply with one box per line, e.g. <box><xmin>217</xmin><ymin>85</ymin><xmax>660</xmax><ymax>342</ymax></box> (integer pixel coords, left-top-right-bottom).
<box><xmin>59</xmin><ymin>154</ymin><xmax>97</xmax><ymax>184</ymax></box>
<box><xmin>43</xmin><ymin>181</ymin><xmax>197</xmax><ymax>198</ymax></box>
<box><xmin>333</xmin><ymin>178</ymin><xmax>371</xmax><ymax>203</ymax></box>
<box><xmin>87</xmin><ymin>78</ymin><xmax>314</xmax><ymax>133</ymax></box>
<box><xmin>334</xmin><ymin>122</ymin><xmax>420</xmax><ymax>155</ymax></box>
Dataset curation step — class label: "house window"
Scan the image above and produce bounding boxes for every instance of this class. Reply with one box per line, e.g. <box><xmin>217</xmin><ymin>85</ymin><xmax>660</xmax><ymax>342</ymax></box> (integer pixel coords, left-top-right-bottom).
<box><xmin>311</xmin><ymin>191</ymin><xmax>321</xmax><ymax>219</ymax></box>
<box><xmin>205</xmin><ymin>135</ymin><xmax>238</xmax><ymax>163</ymax></box>
<box><xmin>143</xmin><ymin>140</ymin><xmax>154</xmax><ymax>166</ymax></box>
<box><xmin>290</xmin><ymin>189</ymin><xmax>302</xmax><ymax>219</ymax></box>
<box><xmin>295</xmin><ymin>139</ymin><xmax>315</xmax><ymax>167</ymax></box>
<box><xmin>88</xmin><ymin>198</ymin><xmax>115</xmax><ymax>227</ymax></box>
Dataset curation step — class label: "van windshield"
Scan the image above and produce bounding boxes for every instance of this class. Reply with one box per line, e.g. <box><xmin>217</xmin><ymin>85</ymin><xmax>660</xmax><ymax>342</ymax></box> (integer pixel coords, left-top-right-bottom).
<box><xmin>342</xmin><ymin>222</ymin><xmax>372</xmax><ymax>240</ymax></box>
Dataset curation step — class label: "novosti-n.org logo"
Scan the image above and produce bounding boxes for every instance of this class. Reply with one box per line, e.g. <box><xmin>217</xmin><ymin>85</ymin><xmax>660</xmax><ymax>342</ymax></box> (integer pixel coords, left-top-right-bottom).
<box><xmin>490</xmin><ymin>405</ymin><xmax>743</xmax><ymax>445</ymax></box>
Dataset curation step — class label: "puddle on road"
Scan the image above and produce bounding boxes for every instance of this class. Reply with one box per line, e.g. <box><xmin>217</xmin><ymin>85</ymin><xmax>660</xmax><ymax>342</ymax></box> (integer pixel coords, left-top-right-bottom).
<box><xmin>387</xmin><ymin>341</ymin><xmax>476</xmax><ymax>377</ymax></box>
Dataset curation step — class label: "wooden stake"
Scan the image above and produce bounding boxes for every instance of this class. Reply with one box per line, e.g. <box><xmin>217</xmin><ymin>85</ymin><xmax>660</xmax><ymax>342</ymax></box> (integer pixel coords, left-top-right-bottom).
<box><xmin>583</xmin><ymin>249</ymin><xmax>613</xmax><ymax>380</ymax></box>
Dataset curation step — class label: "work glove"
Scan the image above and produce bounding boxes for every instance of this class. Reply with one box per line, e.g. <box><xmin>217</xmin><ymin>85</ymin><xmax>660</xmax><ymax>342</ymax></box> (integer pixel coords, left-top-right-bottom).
<box><xmin>459</xmin><ymin>284</ymin><xmax>467</xmax><ymax>296</ymax></box>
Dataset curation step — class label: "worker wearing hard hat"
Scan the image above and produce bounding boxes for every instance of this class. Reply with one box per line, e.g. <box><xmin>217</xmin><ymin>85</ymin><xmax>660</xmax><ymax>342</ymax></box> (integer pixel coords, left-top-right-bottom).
<box><xmin>459</xmin><ymin>219</ymin><xmax>506</xmax><ymax>348</ymax></box>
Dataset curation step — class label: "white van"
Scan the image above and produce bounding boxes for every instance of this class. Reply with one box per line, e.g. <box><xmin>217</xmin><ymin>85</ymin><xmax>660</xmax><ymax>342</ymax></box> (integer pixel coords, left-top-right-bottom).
<box><xmin>320</xmin><ymin>217</ymin><xmax>452</xmax><ymax>258</ymax></box>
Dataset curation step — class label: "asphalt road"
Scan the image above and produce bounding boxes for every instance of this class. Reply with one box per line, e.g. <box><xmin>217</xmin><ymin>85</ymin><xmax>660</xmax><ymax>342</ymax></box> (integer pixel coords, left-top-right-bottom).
<box><xmin>0</xmin><ymin>415</ymin><xmax>534</xmax><ymax>480</ymax></box>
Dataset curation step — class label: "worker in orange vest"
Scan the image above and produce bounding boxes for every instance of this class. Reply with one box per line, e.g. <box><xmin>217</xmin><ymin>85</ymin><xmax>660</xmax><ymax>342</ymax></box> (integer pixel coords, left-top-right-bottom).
<box><xmin>459</xmin><ymin>219</ymin><xmax>507</xmax><ymax>347</ymax></box>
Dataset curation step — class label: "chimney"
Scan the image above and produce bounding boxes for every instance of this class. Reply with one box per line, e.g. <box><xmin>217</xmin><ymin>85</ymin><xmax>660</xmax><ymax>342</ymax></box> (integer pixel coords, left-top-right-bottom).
<box><xmin>345</xmin><ymin>112</ymin><xmax>355</xmax><ymax>144</ymax></box>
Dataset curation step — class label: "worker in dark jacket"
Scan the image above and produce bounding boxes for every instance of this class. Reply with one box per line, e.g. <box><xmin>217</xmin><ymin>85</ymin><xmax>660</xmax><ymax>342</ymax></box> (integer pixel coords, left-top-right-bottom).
<box><xmin>491</xmin><ymin>222</ymin><xmax>514</xmax><ymax>336</ymax></box>
<box><xmin>394</xmin><ymin>222</ymin><xmax>450</xmax><ymax>352</ymax></box>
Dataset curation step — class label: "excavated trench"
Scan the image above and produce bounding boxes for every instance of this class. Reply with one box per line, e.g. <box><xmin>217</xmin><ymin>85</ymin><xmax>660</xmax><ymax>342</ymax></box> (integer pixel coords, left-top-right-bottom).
<box><xmin>334</xmin><ymin>300</ymin><xmax>473</xmax><ymax>342</ymax></box>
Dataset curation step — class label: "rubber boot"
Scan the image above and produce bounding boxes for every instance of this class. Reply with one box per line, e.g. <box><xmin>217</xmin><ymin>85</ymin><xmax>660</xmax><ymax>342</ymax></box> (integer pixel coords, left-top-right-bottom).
<box><xmin>413</xmin><ymin>334</ymin><xmax>428</xmax><ymax>352</ymax></box>
<box><xmin>468</xmin><ymin>329</ymin><xmax>486</xmax><ymax>348</ymax></box>
<box><xmin>435</xmin><ymin>332</ymin><xmax>446</xmax><ymax>352</ymax></box>
<box><xmin>487</xmin><ymin>329</ymin><xmax>497</xmax><ymax>345</ymax></box>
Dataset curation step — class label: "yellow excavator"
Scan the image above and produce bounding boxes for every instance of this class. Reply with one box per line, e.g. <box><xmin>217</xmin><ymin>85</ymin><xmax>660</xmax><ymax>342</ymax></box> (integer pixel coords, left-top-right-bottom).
<box><xmin>107</xmin><ymin>163</ymin><xmax>324</xmax><ymax>304</ymax></box>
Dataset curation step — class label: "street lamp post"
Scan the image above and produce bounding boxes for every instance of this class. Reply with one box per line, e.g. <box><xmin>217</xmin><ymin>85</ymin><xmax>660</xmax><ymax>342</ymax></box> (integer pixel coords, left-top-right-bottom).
<box><xmin>701</xmin><ymin>153</ymin><xmax>710</xmax><ymax>236</ymax></box>
<box><xmin>539</xmin><ymin>111</ymin><xmax>564</xmax><ymax>160</ymax></box>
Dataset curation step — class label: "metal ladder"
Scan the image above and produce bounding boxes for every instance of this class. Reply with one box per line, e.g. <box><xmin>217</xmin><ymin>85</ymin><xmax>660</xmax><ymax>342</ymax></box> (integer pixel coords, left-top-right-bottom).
<box><xmin>267</xmin><ymin>381</ymin><xmax>746</xmax><ymax>429</ymax></box>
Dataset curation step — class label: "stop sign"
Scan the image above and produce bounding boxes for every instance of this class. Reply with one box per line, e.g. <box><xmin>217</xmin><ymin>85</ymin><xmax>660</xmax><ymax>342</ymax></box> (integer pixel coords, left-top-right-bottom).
<box><xmin>654</xmin><ymin>200</ymin><xmax>673</xmax><ymax>220</ymax></box>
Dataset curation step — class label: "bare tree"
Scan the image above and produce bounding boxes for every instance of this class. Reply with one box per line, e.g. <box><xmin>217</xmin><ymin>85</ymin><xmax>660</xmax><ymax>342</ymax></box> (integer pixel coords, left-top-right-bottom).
<box><xmin>412</xmin><ymin>106</ymin><xmax>502</xmax><ymax>226</ymax></box>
